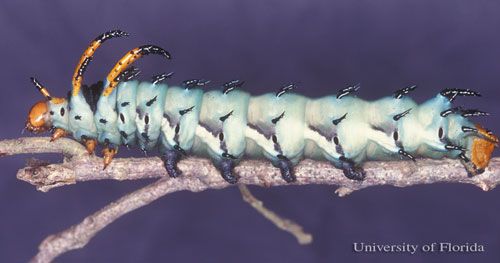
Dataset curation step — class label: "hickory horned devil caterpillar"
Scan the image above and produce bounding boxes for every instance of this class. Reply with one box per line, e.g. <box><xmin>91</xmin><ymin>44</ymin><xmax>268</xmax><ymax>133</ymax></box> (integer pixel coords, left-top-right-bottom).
<box><xmin>26</xmin><ymin>30</ymin><xmax>498</xmax><ymax>184</ymax></box>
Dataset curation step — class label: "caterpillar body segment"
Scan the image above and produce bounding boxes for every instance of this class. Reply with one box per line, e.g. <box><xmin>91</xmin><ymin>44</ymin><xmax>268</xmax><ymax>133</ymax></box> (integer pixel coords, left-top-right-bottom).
<box><xmin>362</xmin><ymin>96</ymin><xmax>416</xmax><ymax>160</ymax></box>
<box><xmin>68</xmin><ymin>87</ymin><xmax>99</xmax><ymax>142</ymax></box>
<box><xmin>116</xmin><ymin>80</ymin><xmax>140</xmax><ymax>147</ymax></box>
<box><xmin>194</xmin><ymin>89</ymin><xmax>251</xmax><ymax>183</ymax></box>
<box><xmin>47</xmin><ymin>100</ymin><xmax>70</xmax><ymax>132</ymax></box>
<box><xmin>159</xmin><ymin>86</ymin><xmax>203</xmax><ymax>177</ymax></box>
<box><xmin>246</xmin><ymin>91</ymin><xmax>308</xmax><ymax>182</ymax></box>
<box><xmin>25</xmin><ymin>30</ymin><xmax>498</xmax><ymax>184</ymax></box>
<box><xmin>398</xmin><ymin>94</ymin><xmax>462</xmax><ymax>159</ymax></box>
<box><xmin>160</xmin><ymin>86</ymin><xmax>203</xmax><ymax>152</ymax></box>
<box><xmin>95</xmin><ymin>84</ymin><xmax>121</xmax><ymax>147</ymax></box>
<box><xmin>135</xmin><ymin>81</ymin><xmax>168</xmax><ymax>151</ymax></box>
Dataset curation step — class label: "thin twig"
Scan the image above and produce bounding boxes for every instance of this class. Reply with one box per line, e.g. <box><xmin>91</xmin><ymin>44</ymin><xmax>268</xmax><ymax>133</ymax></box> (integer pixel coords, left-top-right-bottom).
<box><xmin>238</xmin><ymin>184</ymin><xmax>313</xmax><ymax>245</ymax></box>
<box><xmin>30</xmin><ymin>176</ymin><xmax>209</xmax><ymax>263</ymax></box>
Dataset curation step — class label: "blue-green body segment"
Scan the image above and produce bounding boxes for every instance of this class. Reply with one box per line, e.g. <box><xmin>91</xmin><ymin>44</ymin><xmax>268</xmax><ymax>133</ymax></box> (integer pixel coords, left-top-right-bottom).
<box><xmin>48</xmin><ymin>81</ymin><xmax>482</xmax><ymax>182</ymax></box>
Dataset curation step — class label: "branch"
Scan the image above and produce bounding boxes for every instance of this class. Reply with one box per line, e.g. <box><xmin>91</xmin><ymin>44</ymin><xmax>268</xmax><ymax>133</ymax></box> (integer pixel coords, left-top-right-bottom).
<box><xmin>5</xmin><ymin>137</ymin><xmax>499</xmax><ymax>194</ymax></box>
<box><xmin>238</xmin><ymin>184</ymin><xmax>313</xmax><ymax>244</ymax></box>
<box><xmin>2</xmin><ymin>137</ymin><xmax>499</xmax><ymax>262</ymax></box>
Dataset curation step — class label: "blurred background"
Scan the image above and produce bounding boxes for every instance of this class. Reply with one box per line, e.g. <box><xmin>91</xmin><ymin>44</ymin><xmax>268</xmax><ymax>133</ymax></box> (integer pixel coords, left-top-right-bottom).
<box><xmin>0</xmin><ymin>0</ymin><xmax>499</xmax><ymax>262</ymax></box>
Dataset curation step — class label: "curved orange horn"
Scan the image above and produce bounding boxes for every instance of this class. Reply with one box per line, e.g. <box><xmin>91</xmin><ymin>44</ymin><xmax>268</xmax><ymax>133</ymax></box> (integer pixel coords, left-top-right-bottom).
<box><xmin>72</xmin><ymin>30</ymin><xmax>128</xmax><ymax>96</ymax></box>
<box><xmin>102</xmin><ymin>45</ymin><xmax>171</xmax><ymax>97</ymax></box>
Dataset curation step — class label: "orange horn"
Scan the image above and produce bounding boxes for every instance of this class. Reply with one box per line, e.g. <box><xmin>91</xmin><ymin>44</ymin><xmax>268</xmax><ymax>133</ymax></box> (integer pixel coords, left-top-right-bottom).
<box><xmin>72</xmin><ymin>30</ymin><xmax>128</xmax><ymax>96</ymax></box>
<box><xmin>102</xmin><ymin>45</ymin><xmax>171</xmax><ymax>97</ymax></box>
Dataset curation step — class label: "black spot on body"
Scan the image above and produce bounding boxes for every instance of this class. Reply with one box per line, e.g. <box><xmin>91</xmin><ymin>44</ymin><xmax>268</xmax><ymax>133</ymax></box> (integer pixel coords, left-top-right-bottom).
<box><xmin>332</xmin><ymin>113</ymin><xmax>347</xmax><ymax>125</ymax></box>
<box><xmin>99</xmin><ymin>118</ymin><xmax>107</xmax><ymax>124</ymax></box>
<box><xmin>121</xmin><ymin>102</ymin><xmax>130</xmax><ymax>107</ymax></box>
<box><xmin>49</xmin><ymin>111</ymin><xmax>54</xmax><ymax>115</ymax></box>
<box><xmin>74</xmin><ymin>115</ymin><xmax>82</xmax><ymax>120</ymax></box>
<box><xmin>272</xmin><ymin>112</ymin><xmax>285</xmax><ymax>124</ymax></box>
<box><xmin>219</xmin><ymin>111</ymin><xmax>233</xmax><ymax>122</ymax></box>
<box><xmin>120</xmin><ymin>131</ymin><xmax>128</xmax><ymax>139</ymax></box>
<box><xmin>146</xmin><ymin>96</ymin><xmax>157</xmax><ymax>107</ymax></box>
<box><xmin>60</xmin><ymin>107</ymin><xmax>65</xmax><ymax>116</ymax></box>
<box><xmin>119</xmin><ymin>113</ymin><xmax>125</xmax><ymax>123</ymax></box>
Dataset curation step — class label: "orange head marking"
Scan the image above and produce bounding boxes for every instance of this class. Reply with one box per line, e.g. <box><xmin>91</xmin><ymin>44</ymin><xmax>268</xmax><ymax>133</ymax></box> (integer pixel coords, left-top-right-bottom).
<box><xmin>26</xmin><ymin>100</ymin><xmax>51</xmax><ymax>133</ymax></box>
<box><xmin>471</xmin><ymin>124</ymin><xmax>499</xmax><ymax>171</ymax></box>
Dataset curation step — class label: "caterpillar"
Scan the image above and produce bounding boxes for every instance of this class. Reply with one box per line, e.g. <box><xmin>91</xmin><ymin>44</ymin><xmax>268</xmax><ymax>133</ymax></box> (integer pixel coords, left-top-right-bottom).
<box><xmin>26</xmin><ymin>30</ymin><xmax>499</xmax><ymax>184</ymax></box>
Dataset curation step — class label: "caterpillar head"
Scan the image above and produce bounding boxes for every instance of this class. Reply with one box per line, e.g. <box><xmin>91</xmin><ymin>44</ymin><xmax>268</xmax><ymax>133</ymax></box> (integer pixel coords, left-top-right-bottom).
<box><xmin>26</xmin><ymin>100</ymin><xmax>51</xmax><ymax>133</ymax></box>
<box><xmin>26</xmin><ymin>78</ymin><xmax>67</xmax><ymax>134</ymax></box>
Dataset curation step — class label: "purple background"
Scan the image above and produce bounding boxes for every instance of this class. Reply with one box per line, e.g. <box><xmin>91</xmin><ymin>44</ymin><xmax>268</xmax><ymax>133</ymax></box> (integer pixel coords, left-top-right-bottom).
<box><xmin>1</xmin><ymin>0</ymin><xmax>499</xmax><ymax>262</ymax></box>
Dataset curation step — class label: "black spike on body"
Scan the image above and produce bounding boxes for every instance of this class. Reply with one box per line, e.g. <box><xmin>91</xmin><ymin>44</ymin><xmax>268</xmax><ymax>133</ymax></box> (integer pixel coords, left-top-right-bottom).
<box><xmin>179</xmin><ymin>106</ymin><xmax>195</xmax><ymax>116</ymax></box>
<box><xmin>218</xmin><ymin>158</ymin><xmax>238</xmax><ymax>184</ymax></box>
<box><xmin>445</xmin><ymin>144</ymin><xmax>466</xmax><ymax>152</ymax></box>
<box><xmin>138</xmin><ymin>45</ymin><xmax>172</xmax><ymax>59</ymax></box>
<box><xmin>393</xmin><ymin>85</ymin><xmax>417</xmax><ymax>99</ymax></box>
<box><xmin>276</xmin><ymin>155</ymin><xmax>296</xmax><ymax>183</ymax></box>
<box><xmin>440</xmin><ymin>107</ymin><xmax>461</xmax><ymax>117</ymax></box>
<box><xmin>332</xmin><ymin>113</ymin><xmax>347</xmax><ymax>125</ymax></box>
<box><xmin>182</xmin><ymin>79</ymin><xmax>210</xmax><ymax>89</ymax></box>
<box><xmin>462</xmin><ymin>126</ymin><xmax>478</xmax><ymax>133</ymax></box>
<box><xmin>460</xmin><ymin>109</ymin><xmax>489</xmax><ymax>117</ymax></box>
<box><xmin>441</xmin><ymin>106</ymin><xmax>489</xmax><ymax>118</ymax></box>
<box><xmin>95</xmin><ymin>29</ymin><xmax>129</xmax><ymax>43</ymax></box>
<box><xmin>223</xmin><ymin>79</ymin><xmax>245</xmax><ymax>94</ymax></box>
<box><xmin>393</xmin><ymin>108</ymin><xmax>412</xmax><ymax>121</ymax></box>
<box><xmin>271</xmin><ymin>111</ymin><xmax>285</xmax><ymax>124</ymax></box>
<box><xmin>161</xmin><ymin>149</ymin><xmax>183</xmax><ymax>178</ymax></box>
<box><xmin>337</xmin><ymin>84</ymin><xmax>361</xmax><ymax>99</ymax></box>
<box><xmin>219</xmin><ymin>110</ymin><xmax>233</xmax><ymax>122</ymax></box>
<box><xmin>398</xmin><ymin>149</ymin><xmax>416</xmax><ymax>162</ymax></box>
<box><xmin>339</xmin><ymin>156</ymin><xmax>366</xmax><ymax>181</ymax></box>
<box><xmin>440</xmin><ymin>88</ymin><xmax>481</xmax><ymax>102</ymax></box>
<box><xmin>152</xmin><ymin>72</ymin><xmax>174</xmax><ymax>85</ymax></box>
<box><xmin>30</xmin><ymin>77</ymin><xmax>52</xmax><ymax>100</ymax></box>
<box><xmin>115</xmin><ymin>66</ymin><xmax>141</xmax><ymax>82</ymax></box>
<box><xmin>276</xmin><ymin>84</ymin><xmax>295</xmax><ymax>97</ymax></box>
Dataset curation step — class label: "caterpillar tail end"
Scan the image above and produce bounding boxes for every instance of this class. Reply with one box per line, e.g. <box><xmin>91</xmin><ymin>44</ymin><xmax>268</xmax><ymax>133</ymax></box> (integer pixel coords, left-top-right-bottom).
<box><xmin>103</xmin><ymin>147</ymin><xmax>118</xmax><ymax>170</ymax></box>
<box><xmin>467</xmin><ymin>124</ymin><xmax>499</xmax><ymax>176</ymax></box>
<box><xmin>50</xmin><ymin>128</ymin><xmax>69</xmax><ymax>142</ymax></box>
